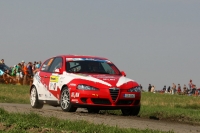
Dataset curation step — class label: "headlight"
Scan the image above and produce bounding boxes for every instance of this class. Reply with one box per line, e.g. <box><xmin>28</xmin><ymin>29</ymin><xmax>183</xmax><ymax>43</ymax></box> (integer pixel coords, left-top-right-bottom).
<box><xmin>128</xmin><ymin>86</ymin><xmax>141</xmax><ymax>92</ymax></box>
<box><xmin>77</xmin><ymin>84</ymin><xmax>99</xmax><ymax>91</ymax></box>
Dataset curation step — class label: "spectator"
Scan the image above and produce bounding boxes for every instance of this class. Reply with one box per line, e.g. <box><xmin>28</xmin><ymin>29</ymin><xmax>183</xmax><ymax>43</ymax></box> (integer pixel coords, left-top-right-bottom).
<box><xmin>167</xmin><ymin>86</ymin><xmax>171</xmax><ymax>93</ymax></box>
<box><xmin>177</xmin><ymin>84</ymin><xmax>181</xmax><ymax>94</ymax></box>
<box><xmin>191</xmin><ymin>84</ymin><xmax>196</xmax><ymax>95</ymax></box>
<box><xmin>151</xmin><ymin>85</ymin><xmax>155</xmax><ymax>92</ymax></box>
<box><xmin>183</xmin><ymin>84</ymin><xmax>187</xmax><ymax>94</ymax></box>
<box><xmin>15</xmin><ymin>63</ymin><xmax>22</xmax><ymax>84</ymax></box>
<box><xmin>32</xmin><ymin>62</ymin><xmax>36</xmax><ymax>73</ymax></box>
<box><xmin>140</xmin><ymin>84</ymin><xmax>143</xmax><ymax>91</ymax></box>
<box><xmin>163</xmin><ymin>85</ymin><xmax>166</xmax><ymax>92</ymax></box>
<box><xmin>22</xmin><ymin>62</ymin><xmax>28</xmax><ymax>85</ymax></box>
<box><xmin>0</xmin><ymin>59</ymin><xmax>4</xmax><ymax>64</ymax></box>
<box><xmin>188</xmin><ymin>79</ymin><xmax>193</xmax><ymax>91</ymax></box>
<box><xmin>172</xmin><ymin>83</ymin><xmax>176</xmax><ymax>95</ymax></box>
<box><xmin>11</xmin><ymin>65</ymin><xmax>16</xmax><ymax>76</ymax></box>
<box><xmin>36</xmin><ymin>61</ymin><xmax>42</xmax><ymax>69</ymax></box>
<box><xmin>148</xmin><ymin>84</ymin><xmax>151</xmax><ymax>92</ymax></box>
<box><xmin>27</xmin><ymin>62</ymin><xmax>33</xmax><ymax>77</ymax></box>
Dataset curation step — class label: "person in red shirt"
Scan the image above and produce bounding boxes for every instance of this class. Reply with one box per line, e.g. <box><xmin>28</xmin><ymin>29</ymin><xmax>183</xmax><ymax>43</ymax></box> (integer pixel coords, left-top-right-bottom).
<box><xmin>177</xmin><ymin>84</ymin><xmax>181</xmax><ymax>94</ymax></box>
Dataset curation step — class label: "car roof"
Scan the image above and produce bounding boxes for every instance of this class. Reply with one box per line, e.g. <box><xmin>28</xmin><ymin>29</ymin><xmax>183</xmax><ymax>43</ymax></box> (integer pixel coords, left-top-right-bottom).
<box><xmin>55</xmin><ymin>55</ymin><xmax>108</xmax><ymax>60</ymax></box>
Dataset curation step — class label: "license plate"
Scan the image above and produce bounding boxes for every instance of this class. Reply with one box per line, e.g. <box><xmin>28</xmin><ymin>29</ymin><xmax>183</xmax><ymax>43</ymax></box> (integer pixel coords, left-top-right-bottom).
<box><xmin>124</xmin><ymin>94</ymin><xmax>135</xmax><ymax>98</ymax></box>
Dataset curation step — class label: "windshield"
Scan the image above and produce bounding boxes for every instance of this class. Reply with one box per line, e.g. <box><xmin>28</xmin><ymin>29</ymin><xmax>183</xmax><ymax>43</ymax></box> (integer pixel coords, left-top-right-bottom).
<box><xmin>66</xmin><ymin>59</ymin><xmax>121</xmax><ymax>75</ymax></box>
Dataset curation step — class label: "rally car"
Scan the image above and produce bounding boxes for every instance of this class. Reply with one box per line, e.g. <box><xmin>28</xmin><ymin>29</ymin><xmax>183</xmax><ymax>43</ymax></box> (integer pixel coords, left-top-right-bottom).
<box><xmin>30</xmin><ymin>55</ymin><xmax>141</xmax><ymax>116</ymax></box>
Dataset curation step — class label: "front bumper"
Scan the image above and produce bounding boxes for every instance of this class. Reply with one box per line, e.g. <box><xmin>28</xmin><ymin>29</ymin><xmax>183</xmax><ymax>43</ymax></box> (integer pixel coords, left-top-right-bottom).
<box><xmin>70</xmin><ymin>89</ymin><xmax>141</xmax><ymax>108</ymax></box>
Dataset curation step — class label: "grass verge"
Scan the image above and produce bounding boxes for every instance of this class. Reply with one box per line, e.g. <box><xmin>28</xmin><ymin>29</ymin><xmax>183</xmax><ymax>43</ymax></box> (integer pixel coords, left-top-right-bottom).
<box><xmin>0</xmin><ymin>84</ymin><xmax>200</xmax><ymax>125</ymax></box>
<box><xmin>0</xmin><ymin>108</ymin><xmax>173</xmax><ymax>133</ymax></box>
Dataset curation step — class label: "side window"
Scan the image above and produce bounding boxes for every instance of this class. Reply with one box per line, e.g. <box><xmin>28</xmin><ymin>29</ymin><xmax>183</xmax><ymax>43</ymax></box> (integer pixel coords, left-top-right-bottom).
<box><xmin>48</xmin><ymin>57</ymin><xmax>63</xmax><ymax>73</ymax></box>
<box><xmin>41</xmin><ymin>58</ymin><xmax>53</xmax><ymax>72</ymax></box>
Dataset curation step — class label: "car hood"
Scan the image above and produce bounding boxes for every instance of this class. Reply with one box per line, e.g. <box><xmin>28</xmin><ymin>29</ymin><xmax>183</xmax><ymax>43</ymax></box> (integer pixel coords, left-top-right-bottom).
<box><xmin>68</xmin><ymin>73</ymin><xmax>138</xmax><ymax>88</ymax></box>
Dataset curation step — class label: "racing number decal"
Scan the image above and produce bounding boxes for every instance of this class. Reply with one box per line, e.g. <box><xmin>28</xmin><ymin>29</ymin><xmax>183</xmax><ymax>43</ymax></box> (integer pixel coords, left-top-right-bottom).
<box><xmin>49</xmin><ymin>76</ymin><xmax>59</xmax><ymax>91</ymax></box>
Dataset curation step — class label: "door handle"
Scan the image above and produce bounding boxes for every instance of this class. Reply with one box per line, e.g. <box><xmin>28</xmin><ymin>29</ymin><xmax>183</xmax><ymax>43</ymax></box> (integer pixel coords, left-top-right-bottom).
<box><xmin>44</xmin><ymin>76</ymin><xmax>47</xmax><ymax>78</ymax></box>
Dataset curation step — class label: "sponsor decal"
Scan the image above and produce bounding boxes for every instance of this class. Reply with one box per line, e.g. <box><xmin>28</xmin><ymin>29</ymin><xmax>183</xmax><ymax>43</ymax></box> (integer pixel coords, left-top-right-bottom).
<box><xmin>50</xmin><ymin>76</ymin><xmax>59</xmax><ymax>83</ymax></box>
<box><xmin>66</xmin><ymin>58</ymin><xmax>111</xmax><ymax>62</ymax></box>
<box><xmin>103</xmin><ymin>78</ymin><xmax>115</xmax><ymax>81</ymax></box>
<box><xmin>71</xmin><ymin>99</ymin><xmax>78</xmax><ymax>102</ymax></box>
<box><xmin>71</xmin><ymin>92</ymin><xmax>80</xmax><ymax>98</ymax></box>
<box><xmin>66</xmin><ymin>58</ymin><xmax>73</xmax><ymax>61</ymax></box>
<box><xmin>69</xmin><ymin>83</ymin><xmax>76</xmax><ymax>86</ymax></box>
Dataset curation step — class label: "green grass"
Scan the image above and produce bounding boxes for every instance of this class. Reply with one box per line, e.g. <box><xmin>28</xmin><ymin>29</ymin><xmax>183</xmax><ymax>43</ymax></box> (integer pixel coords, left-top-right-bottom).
<box><xmin>0</xmin><ymin>108</ymin><xmax>172</xmax><ymax>133</ymax></box>
<box><xmin>101</xmin><ymin>92</ymin><xmax>200</xmax><ymax>125</ymax></box>
<box><xmin>0</xmin><ymin>84</ymin><xmax>200</xmax><ymax>126</ymax></box>
<box><xmin>0</xmin><ymin>84</ymin><xmax>29</xmax><ymax>104</ymax></box>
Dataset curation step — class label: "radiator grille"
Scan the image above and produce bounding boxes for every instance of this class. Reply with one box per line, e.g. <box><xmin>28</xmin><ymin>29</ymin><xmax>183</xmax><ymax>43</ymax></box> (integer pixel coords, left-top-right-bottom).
<box><xmin>109</xmin><ymin>88</ymin><xmax>119</xmax><ymax>102</ymax></box>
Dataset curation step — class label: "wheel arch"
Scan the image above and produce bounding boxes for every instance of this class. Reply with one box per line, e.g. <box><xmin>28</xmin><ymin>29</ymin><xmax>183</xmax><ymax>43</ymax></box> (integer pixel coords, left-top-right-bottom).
<box><xmin>30</xmin><ymin>84</ymin><xmax>36</xmax><ymax>94</ymax></box>
<box><xmin>60</xmin><ymin>84</ymin><xmax>69</xmax><ymax>98</ymax></box>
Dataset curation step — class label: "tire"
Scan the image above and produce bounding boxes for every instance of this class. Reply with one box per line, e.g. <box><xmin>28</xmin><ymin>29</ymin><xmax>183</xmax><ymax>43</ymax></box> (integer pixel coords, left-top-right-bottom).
<box><xmin>30</xmin><ymin>86</ymin><xmax>43</xmax><ymax>109</ymax></box>
<box><xmin>121</xmin><ymin>106</ymin><xmax>140</xmax><ymax>116</ymax></box>
<box><xmin>87</xmin><ymin>108</ymin><xmax>100</xmax><ymax>113</ymax></box>
<box><xmin>60</xmin><ymin>87</ymin><xmax>77</xmax><ymax>112</ymax></box>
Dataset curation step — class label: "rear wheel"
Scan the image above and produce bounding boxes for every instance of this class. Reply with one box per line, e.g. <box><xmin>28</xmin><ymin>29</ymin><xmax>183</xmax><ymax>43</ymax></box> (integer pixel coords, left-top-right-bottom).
<box><xmin>121</xmin><ymin>106</ymin><xmax>140</xmax><ymax>116</ymax></box>
<box><xmin>87</xmin><ymin>108</ymin><xmax>100</xmax><ymax>113</ymax></box>
<box><xmin>60</xmin><ymin>87</ymin><xmax>77</xmax><ymax>112</ymax></box>
<box><xmin>30</xmin><ymin>86</ymin><xmax>43</xmax><ymax>109</ymax></box>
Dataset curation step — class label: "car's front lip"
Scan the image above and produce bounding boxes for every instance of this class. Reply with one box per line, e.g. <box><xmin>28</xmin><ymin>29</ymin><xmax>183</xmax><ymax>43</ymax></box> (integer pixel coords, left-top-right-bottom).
<box><xmin>70</xmin><ymin>87</ymin><xmax>141</xmax><ymax>106</ymax></box>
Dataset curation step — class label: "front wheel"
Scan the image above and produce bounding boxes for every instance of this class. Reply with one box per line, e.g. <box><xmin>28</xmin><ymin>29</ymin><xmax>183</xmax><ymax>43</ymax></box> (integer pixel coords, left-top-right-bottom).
<box><xmin>121</xmin><ymin>106</ymin><xmax>140</xmax><ymax>116</ymax></box>
<box><xmin>60</xmin><ymin>87</ymin><xmax>77</xmax><ymax>112</ymax></box>
<box><xmin>30</xmin><ymin>86</ymin><xmax>43</xmax><ymax>109</ymax></box>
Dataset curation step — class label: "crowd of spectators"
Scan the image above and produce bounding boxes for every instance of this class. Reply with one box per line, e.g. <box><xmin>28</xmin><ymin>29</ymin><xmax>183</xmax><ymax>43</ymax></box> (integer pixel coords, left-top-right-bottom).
<box><xmin>147</xmin><ymin>79</ymin><xmax>200</xmax><ymax>96</ymax></box>
<box><xmin>0</xmin><ymin>59</ymin><xmax>42</xmax><ymax>85</ymax></box>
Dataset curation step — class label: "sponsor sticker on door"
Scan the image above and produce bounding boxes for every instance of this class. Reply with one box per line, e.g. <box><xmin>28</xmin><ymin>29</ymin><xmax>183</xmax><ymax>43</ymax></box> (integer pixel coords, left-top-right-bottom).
<box><xmin>50</xmin><ymin>76</ymin><xmax>59</xmax><ymax>83</ymax></box>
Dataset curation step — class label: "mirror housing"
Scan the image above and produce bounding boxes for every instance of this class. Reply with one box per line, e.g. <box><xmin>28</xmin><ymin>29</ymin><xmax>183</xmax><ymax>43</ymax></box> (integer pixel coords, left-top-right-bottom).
<box><xmin>54</xmin><ymin>68</ymin><xmax>63</xmax><ymax>74</ymax></box>
<box><xmin>121</xmin><ymin>71</ymin><xmax>126</xmax><ymax>77</ymax></box>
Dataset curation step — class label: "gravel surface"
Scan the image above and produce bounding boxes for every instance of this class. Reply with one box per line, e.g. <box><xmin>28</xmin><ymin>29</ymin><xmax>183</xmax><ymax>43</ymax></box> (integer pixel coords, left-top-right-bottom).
<box><xmin>0</xmin><ymin>103</ymin><xmax>199</xmax><ymax>133</ymax></box>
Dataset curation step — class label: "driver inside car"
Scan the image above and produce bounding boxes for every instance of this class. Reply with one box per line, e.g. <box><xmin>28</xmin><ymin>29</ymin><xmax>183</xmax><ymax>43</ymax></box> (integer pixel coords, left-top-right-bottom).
<box><xmin>54</xmin><ymin>62</ymin><xmax>62</xmax><ymax>72</ymax></box>
<box><xmin>88</xmin><ymin>62</ymin><xmax>100</xmax><ymax>72</ymax></box>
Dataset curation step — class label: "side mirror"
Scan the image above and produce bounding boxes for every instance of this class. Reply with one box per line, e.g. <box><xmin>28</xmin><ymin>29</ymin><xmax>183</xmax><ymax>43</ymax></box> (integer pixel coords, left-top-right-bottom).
<box><xmin>121</xmin><ymin>71</ymin><xmax>126</xmax><ymax>77</ymax></box>
<box><xmin>54</xmin><ymin>68</ymin><xmax>63</xmax><ymax>74</ymax></box>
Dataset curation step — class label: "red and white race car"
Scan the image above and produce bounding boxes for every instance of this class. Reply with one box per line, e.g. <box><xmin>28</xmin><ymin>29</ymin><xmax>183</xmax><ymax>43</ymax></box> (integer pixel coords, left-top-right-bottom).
<box><xmin>30</xmin><ymin>55</ymin><xmax>141</xmax><ymax>116</ymax></box>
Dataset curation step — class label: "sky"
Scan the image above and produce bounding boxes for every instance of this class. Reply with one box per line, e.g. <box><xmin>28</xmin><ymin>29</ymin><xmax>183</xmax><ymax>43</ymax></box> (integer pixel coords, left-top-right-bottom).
<box><xmin>0</xmin><ymin>0</ymin><xmax>200</xmax><ymax>90</ymax></box>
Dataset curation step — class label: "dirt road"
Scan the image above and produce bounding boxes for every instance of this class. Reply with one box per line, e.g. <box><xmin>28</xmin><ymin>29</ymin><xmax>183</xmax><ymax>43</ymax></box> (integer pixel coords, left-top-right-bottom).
<box><xmin>0</xmin><ymin>103</ymin><xmax>199</xmax><ymax>133</ymax></box>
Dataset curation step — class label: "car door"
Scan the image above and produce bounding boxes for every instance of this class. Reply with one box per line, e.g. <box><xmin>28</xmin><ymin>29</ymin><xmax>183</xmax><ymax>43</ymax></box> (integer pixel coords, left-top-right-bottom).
<box><xmin>46</xmin><ymin>57</ymin><xmax>63</xmax><ymax>100</ymax></box>
<box><xmin>38</xmin><ymin>58</ymin><xmax>54</xmax><ymax>100</ymax></box>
